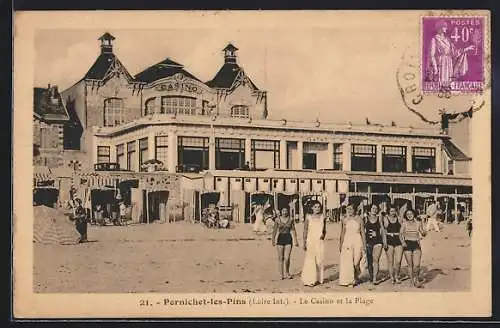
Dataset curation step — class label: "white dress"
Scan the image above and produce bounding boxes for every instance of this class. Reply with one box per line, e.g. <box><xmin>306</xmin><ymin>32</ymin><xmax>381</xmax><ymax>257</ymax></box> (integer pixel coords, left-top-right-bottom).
<box><xmin>253</xmin><ymin>208</ymin><xmax>265</xmax><ymax>232</ymax></box>
<box><xmin>339</xmin><ymin>217</ymin><xmax>364</xmax><ymax>286</ymax></box>
<box><xmin>301</xmin><ymin>214</ymin><xmax>325</xmax><ymax>286</ymax></box>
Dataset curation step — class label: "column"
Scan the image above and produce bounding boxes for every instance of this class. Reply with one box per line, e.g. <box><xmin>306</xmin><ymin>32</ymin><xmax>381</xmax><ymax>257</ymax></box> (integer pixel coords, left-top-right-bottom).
<box><xmin>168</xmin><ymin>132</ymin><xmax>178</xmax><ymax>173</ymax></box>
<box><xmin>148</xmin><ymin>131</ymin><xmax>155</xmax><ymax>160</ymax></box>
<box><xmin>435</xmin><ymin>144</ymin><xmax>442</xmax><ymax>173</ymax></box>
<box><xmin>297</xmin><ymin>141</ymin><xmax>304</xmax><ymax>170</ymax></box>
<box><xmin>376</xmin><ymin>144</ymin><xmax>383</xmax><ymax>173</ymax></box>
<box><xmin>279</xmin><ymin>139</ymin><xmax>287</xmax><ymax>169</ymax></box>
<box><xmin>209</xmin><ymin>136</ymin><xmax>216</xmax><ymax>170</ymax></box>
<box><xmin>154</xmin><ymin>97</ymin><xmax>161</xmax><ymax>114</ymax></box>
<box><xmin>406</xmin><ymin>145</ymin><xmax>412</xmax><ymax>172</ymax></box>
<box><xmin>343</xmin><ymin>142</ymin><xmax>351</xmax><ymax>172</ymax></box>
<box><xmin>245</xmin><ymin>138</ymin><xmax>252</xmax><ymax>167</ymax></box>
<box><xmin>110</xmin><ymin>144</ymin><xmax>117</xmax><ymax>163</ymax></box>
<box><xmin>135</xmin><ymin>140</ymin><xmax>140</xmax><ymax>172</ymax></box>
<box><xmin>327</xmin><ymin>142</ymin><xmax>334</xmax><ymax>169</ymax></box>
<box><xmin>91</xmin><ymin>135</ymin><xmax>98</xmax><ymax>166</ymax></box>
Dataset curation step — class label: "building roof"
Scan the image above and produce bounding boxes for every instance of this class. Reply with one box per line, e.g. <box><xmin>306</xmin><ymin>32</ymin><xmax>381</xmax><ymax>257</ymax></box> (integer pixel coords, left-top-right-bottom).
<box><xmin>94</xmin><ymin>114</ymin><xmax>445</xmax><ymax>139</ymax></box>
<box><xmin>134</xmin><ymin>57</ymin><xmax>203</xmax><ymax>84</ymax></box>
<box><xmin>98</xmin><ymin>32</ymin><xmax>115</xmax><ymax>41</ymax></box>
<box><xmin>443</xmin><ymin>139</ymin><xmax>471</xmax><ymax>161</ymax></box>
<box><xmin>205</xmin><ymin>63</ymin><xmax>259</xmax><ymax>90</ymax></box>
<box><xmin>83</xmin><ymin>53</ymin><xmax>134</xmax><ymax>82</ymax></box>
<box><xmin>34</xmin><ymin>86</ymin><xmax>69</xmax><ymax>121</ymax></box>
<box><xmin>223</xmin><ymin>43</ymin><xmax>239</xmax><ymax>52</ymax></box>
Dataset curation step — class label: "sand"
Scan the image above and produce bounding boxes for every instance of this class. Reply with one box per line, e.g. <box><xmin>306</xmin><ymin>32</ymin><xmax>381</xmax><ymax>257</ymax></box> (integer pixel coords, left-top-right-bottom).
<box><xmin>33</xmin><ymin>221</ymin><xmax>471</xmax><ymax>293</ymax></box>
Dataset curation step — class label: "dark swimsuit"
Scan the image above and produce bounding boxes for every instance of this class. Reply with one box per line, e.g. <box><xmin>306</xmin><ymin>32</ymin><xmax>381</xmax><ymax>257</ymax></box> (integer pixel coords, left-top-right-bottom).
<box><xmin>276</xmin><ymin>217</ymin><xmax>294</xmax><ymax>246</ymax></box>
<box><xmin>365</xmin><ymin>217</ymin><xmax>383</xmax><ymax>246</ymax></box>
<box><xmin>365</xmin><ymin>216</ymin><xmax>382</xmax><ymax>281</ymax></box>
<box><xmin>386</xmin><ymin>218</ymin><xmax>402</xmax><ymax>247</ymax></box>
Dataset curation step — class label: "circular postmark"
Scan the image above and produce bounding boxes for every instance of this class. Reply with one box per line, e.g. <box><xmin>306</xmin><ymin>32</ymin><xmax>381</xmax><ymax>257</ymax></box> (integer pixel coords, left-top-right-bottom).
<box><xmin>396</xmin><ymin>52</ymin><xmax>488</xmax><ymax>127</ymax></box>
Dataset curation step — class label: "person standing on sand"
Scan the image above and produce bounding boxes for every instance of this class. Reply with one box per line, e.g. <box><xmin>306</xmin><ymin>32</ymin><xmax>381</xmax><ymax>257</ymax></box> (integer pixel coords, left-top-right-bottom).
<box><xmin>400</xmin><ymin>209</ymin><xmax>427</xmax><ymax>288</ymax></box>
<box><xmin>383</xmin><ymin>206</ymin><xmax>404</xmax><ymax>284</ymax></box>
<box><xmin>272</xmin><ymin>207</ymin><xmax>299</xmax><ymax>280</ymax></box>
<box><xmin>364</xmin><ymin>204</ymin><xmax>387</xmax><ymax>285</ymax></box>
<box><xmin>251</xmin><ymin>202</ymin><xmax>269</xmax><ymax>233</ymax></box>
<box><xmin>466</xmin><ymin>213</ymin><xmax>473</xmax><ymax>238</ymax></box>
<box><xmin>338</xmin><ymin>204</ymin><xmax>365</xmax><ymax>287</ymax></box>
<box><xmin>425</xmin><ymin>200</ymin><xmax>441</xmax><ymax>232</ymax></box>
<box><xmin>301</xmin><ymin>200</ymin><xmax>326</xmax><ymax>287</ymax></box>
<box><xmin>74</xmin><ymin>198</ymin><xmax>88</xmax><ymax>243</ymax></box>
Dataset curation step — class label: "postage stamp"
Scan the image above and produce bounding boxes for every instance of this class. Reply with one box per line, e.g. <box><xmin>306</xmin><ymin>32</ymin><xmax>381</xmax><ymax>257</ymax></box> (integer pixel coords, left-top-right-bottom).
<box><xmin>421</xmin><ymin>16</ymin><xmax>485</xmax><ymax>94</ymax></box>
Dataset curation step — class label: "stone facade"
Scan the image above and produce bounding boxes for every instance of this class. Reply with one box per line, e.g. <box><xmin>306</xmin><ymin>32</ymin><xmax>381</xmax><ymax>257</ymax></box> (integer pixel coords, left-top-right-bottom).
<box><xmin>61</xmin><ymin>33</ymin><xmax>268</xmax><ymax>157</ymax></box>
<box><xmin>33</xmin><ymin>85</ymin><xmax>69</xmax><ymax>169</ymax></box>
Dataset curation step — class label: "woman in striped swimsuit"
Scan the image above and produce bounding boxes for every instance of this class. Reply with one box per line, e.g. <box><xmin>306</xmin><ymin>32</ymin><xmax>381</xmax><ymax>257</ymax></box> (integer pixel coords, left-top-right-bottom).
<box><xmin>383</xmin><ymin>206</ymin><xmax>403</xmax><ymax>284</ymax></box>
<box><xmin>400</xmin><ymin>209</ymin><xmax>427</xmax><ymax>288</ymax></box>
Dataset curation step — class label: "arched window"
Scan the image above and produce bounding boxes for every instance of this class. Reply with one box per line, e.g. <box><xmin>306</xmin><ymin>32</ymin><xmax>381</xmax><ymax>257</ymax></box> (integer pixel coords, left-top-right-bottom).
<box><xmin>144</xmin><ymin>98</ymin><xmax>156</xmax><ymax>116</ymax></box>
<box><xmin>231</xmin><ymin>105</ymin><xmax>249</xmax><ymax>118</ymax></box>
<box><xmin>161</xmin><ymin>96</ymin><xmax>197</xmax><ymax>115</ymax></box>
<box><xmin>103</xmin><ymin>98</ymin><xmax>124</xmax><ymax>127</ymax></box>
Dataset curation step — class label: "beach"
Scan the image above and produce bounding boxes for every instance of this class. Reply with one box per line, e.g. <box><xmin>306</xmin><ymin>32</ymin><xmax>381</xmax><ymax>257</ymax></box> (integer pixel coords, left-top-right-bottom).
<box><xmin>34</xmin><ymin>221</ymin><xmax>471</xmax><ymax>293</ymax></box>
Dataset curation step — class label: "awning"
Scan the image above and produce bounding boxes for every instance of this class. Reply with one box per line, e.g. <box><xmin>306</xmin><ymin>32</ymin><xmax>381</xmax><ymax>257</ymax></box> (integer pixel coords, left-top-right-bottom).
<box><xmin>76</xmin><ymin>169</ymin><xmax>122</xmax><ymax>189</ymax></box>
<box><xmin>348</xmin><ymin>173</ymin><xmax>472</xmax><ymax>186</ymax></box>
<box><xmin>33</xmin><ymin>166</ymin><xmax>54</xmax><ymax>183</ymax></box>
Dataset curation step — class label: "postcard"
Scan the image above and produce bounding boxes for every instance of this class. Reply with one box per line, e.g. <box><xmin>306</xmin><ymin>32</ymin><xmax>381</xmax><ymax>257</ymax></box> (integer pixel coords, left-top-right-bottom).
<box><xmin>13</xmin><ymin>10</ymin><xmax>491</xmax><ymax>318</ymax></box>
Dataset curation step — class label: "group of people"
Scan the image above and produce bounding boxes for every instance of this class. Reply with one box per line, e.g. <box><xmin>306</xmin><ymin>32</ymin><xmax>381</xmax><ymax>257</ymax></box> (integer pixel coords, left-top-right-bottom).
<box><xmin>66</xmin><ymin>197</ymin><xmax>131</xmax><ymax>243</ymax></box>
<box><xmin>268</xmin><ymin>200</ymin><xmax>431</xmax><ymax>289</ymax></box>
<box><xmin>201</xmin><ymin>204</ymin><xmax>231</xmax><ymax>229</ymax></box>
<box><xmin>251</xmin><ymin>201</ymin><xmax>278</xmax><ymax>233</ymax></box>
<box><xmin>92</xmin><ymin>201</ymin><xmax>129</xmax><ymax>226</ymax></box>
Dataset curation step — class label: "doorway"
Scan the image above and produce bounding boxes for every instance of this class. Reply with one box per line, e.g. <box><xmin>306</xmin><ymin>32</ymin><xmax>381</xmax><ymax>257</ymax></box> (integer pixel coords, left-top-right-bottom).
<box><xmin>143</xmin><ymin>190</ymin><xmax>169</xmax><ymax>223</ymax></box>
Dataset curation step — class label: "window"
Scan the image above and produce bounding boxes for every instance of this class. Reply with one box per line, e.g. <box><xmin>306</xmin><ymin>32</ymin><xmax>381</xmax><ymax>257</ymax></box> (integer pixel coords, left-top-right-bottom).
<box><xmin>139</xmin><ymin>138</ymin><xmax>149</xmax><ymax>170</ymax></box>
<box><xmin>178</xmin><ymin>136</ymin><xmax>209</xmax><ymax>170</ymax></box>
<box><xmin>303</xmin><ymin>153</ymin><xmax>317</xmax><ymax>170</ymax></box>
<box><xmin>145</xmin><ymin>98</ymin><xmax>156</xmax><ymax>115</ymax></box>
<box><xmin>412</xmin><ymin>147</ymin><xmax>436</xmax><ymax>173</ymax></box>
<box><xmin>103</xmin><ymin>98</ymin><xmax>125</xmax><ymax>127</ymax></box>
<box><xmin>333</xmin><ymin>143</ymin><xmax>343</xmax><ymax>170</ymax></box>
<box><xmin>251</xmin><ymin>139</ymin><xmax>280</xmax><ymax>169</ymax></box>
<box><xmin>155</xmin><ymin>136</ymin><xmax>168</xmax><ymax>166</ymax></box>
<box><xmin>97</xmin><ymin>146</ymin><xmax>110</xmax><ymax>164</ymax></box>
<box><xmin>202</xmin><ymin>100</ymin><xmax>209</xmax><ymax>115</ymax></box>
<box><xmin>127</xmin><ymin>141</ymin><xmax>136</xmax><ymax>171</ymax></box>
<box><xmin>231</xmin><ymin>105</ymin><xmax>249</xmax><ymax>118</ymax></box>
<box><xmin>382</xmin><ymin>145</ymin><xmax>407</xmax><ymax>173</ymax></box>
<box><xmin>161</xmin><ymin>96</ymin><xmax>196</xmax><ymax>115</ymax></box>
<box><xmin>215</xmin><ymin>138</ymin><xmax>245</xmax><ymax>170</ymax></box>
<box><xmin>116</xmin><ymin>144</ymin><xmax>125</xmax><ymax>170</ymax></box>
<box><xmin>351</xmin><ymin>144</ymin><xmax>376</xmax><ymax>172</ymax></box>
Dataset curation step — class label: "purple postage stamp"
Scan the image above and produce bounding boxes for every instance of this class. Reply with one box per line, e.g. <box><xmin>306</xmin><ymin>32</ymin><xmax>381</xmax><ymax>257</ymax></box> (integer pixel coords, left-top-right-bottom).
<box><xmin>422</xmin><ymin>16</ymin><xmax>485</xmax><ymax>94</ymax></box>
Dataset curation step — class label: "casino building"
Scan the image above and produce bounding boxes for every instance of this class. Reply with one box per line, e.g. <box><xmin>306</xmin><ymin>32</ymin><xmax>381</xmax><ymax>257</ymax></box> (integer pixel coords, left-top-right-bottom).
<box><xmin>50</xmin><ymin>32</ymin><xmax>472</xmax><ymax>223</ymax></box>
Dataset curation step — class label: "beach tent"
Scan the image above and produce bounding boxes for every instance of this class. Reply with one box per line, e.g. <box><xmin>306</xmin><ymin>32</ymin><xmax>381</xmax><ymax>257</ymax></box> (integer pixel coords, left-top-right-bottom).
<box><xmin>33</xmin><ymin>205</ymin><xmax>80</xmax><ymax>245</ymax></box>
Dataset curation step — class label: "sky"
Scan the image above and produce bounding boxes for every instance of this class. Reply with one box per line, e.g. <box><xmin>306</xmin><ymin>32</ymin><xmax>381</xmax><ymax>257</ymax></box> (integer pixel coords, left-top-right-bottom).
<box><xmin>32</xmin><ymin>11</ymin><xmax>482</xmax><ymax>128</ymax></box>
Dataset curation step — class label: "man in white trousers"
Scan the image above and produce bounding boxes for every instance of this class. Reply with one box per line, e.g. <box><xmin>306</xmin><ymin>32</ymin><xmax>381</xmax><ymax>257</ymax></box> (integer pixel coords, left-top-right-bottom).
<box><xmin>426</xmin><ymin>200</ymin><xmax>441</xmax><ymax>232</ymax></box>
